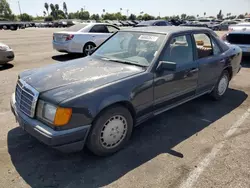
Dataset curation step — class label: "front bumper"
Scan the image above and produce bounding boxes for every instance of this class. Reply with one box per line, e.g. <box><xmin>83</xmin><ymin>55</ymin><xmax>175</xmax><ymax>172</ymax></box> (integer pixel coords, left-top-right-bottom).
<box><xmin>10</xmin><ymin>93</ymin><xmax>90</xmax><ymax>153</ymax></box>
<box><xmin>0</xmin><ymin>50</ymin><xmax>14</xmax><ymax>64</ymax></box>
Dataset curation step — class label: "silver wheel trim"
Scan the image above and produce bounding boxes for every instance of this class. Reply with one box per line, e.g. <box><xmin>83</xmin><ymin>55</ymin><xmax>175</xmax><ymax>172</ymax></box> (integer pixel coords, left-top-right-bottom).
<box><xmin>218</xmin><ymin>75</ymin><xmax>228</xmax><ymax>96</ymax></box>
<box><xmin>100</xmin><ymin>115</ymin><xmax>128</xmax><ymax>149</ymax></box>
<box><xmin>84</xmin><ymin>44</ymin><xmax>94</xmax><ymax>55</ymax></box>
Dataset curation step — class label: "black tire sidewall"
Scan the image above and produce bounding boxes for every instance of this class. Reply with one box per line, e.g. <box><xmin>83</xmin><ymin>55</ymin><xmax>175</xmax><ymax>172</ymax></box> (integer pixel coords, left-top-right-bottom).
<box><xmin>83</xmin><ymin>43</ymin><xmax>95</xmax><ymax>56</ymax></box>
<box><xmin>87</xmin><ymin>106</ymin><xmax>133</xmax><ymax>156</ymax></box>
<box><xmin>211</xmin><ymin>70</ymin><xmax>229</xmax><ymax>100</ymax></box>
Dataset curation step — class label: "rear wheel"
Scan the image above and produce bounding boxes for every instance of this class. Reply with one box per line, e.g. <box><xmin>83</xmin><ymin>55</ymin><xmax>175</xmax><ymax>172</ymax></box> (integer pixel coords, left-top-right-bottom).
<box><xmin>211</xmin><ymin>70</ymin><xmax>229</xmax><ymax>100</ymax></box>
<box><xmin>83</xmin><ymin>43</ymin><xmax>96</xmax><ymax>56</ymax></box>
<box><xmin>87</xmin><ymin>105</ymin><xmax>133</xmax><ymax>156</ymax></box>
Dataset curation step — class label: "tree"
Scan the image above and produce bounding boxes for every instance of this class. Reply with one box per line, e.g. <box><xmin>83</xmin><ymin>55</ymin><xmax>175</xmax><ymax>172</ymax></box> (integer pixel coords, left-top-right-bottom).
<box><xmin>63</xmin><ymin>2</ymin><xmax>68</xmax><ymax>16</ymax></box>
<box><xmin>128</xmin><ymin>14</ymin><xmax>136</xmax><ymax>21</ymax></box>
<box><xmin>142</xmin><ymin>13</ymin><xmax>155</xmax><ymax>21</ymax></box>
<box><xmin>19</xmin><ymin>13</ymin><xmax>33</xmax><ymax>21</ymax></box>
<box><xmin>43</xmin><ymin>11</ymin><xmax>46</xmax><ymax>17</ymax></box>
<box><xmin>204</xmin><ymin>12</ymin><xmax>206</xmax><ymax>16</ymax></box>
<box><xmin>90</xmin><ymin>14</ymin><xmax>100</xmax><ymax>21</ymax></box>
<box><xmin>78</xmin><ymin>11</ymin><xmax>90</xmax><ymax>20</ymax></box>
<box><xmin>44</xmin><ymin>15</ymin><xmax>53</xmax><ymax>22</ymax></box>
<box><xmin>0</xmin><ymin>0</ymin><xmax>13</xmax><ymax>19</ymax></box>
<box><xmin>44</xmin><ymin>3</ymin><xmax>49</xmax><ymax>15</ymax></box>
<box><xmin>186</xmin><ymin>15</ymin><xmax>196</xmax><ymax>20</ymax></box>
<box><xmin>181</xmin><ymin>14</ymin><xmax>187</xmax><ymax>20</ymax></box>
<box><xmin>238</xmin><ymin>14</ymin><xmax>245</xmax><ymax>19</ymax></box>
<box><xmin>68</xmin><ymin>12</ymin><xmax>75</xmax><ymax>19</ymax></box>
<box><xmin>197</xmin><ymin>14</ymin><xmax>199</xmax><ymax>18</ymax></box>
<box><xmin>245</xmin><ymin>12</ymin><xmax>248</xmax><ymax>16</ymax></box>
<box><xmin>217</xmin><ymin>10</ymin><xmax>223</xmax><ymax>19</ymax></box>
<box><xmin>55</xmin><ymin>4</ymin><xmax>59</xmax><ymax>11</ymax></box>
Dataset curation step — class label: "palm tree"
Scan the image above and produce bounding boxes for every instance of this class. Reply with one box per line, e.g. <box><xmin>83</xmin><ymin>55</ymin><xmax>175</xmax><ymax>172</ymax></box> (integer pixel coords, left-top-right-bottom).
<box><xmin>55</xmin><ymin>4</ymin><xmax>59</xmax><ymax>11</ymax></box>
<box><xmin>63</xmin><ymin>2</ymin><xmax>68</xmax><ymax>15</ymax></box>
<box><xmin>44</xmin><ymin>3</ymin><xmax>49</xmax><ymax>15</ymax></box>
<box><xmin>204</xmin><ymin>12</ymin><xmax>206</xmax><ymax>16</ymax></box>
<box><xmin>43</xmin><ymin>11</ymin><xmax>46</xmax><ymax>17</ymax></box>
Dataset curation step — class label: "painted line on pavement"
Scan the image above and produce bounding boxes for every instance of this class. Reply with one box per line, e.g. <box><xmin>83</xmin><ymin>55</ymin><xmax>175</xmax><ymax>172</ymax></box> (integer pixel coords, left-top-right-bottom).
<box><xmin>180</xmin><ymin>108</ymin><xmax>250</xmax><ymax>188</ymax></box>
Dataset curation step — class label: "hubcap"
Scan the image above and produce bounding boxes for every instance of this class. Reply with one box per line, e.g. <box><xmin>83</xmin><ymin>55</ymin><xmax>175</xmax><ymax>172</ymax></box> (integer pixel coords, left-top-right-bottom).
<box><xmin>100</xmin><ymin>115</ymin><xmax>128</xmax><ymax>149</ymax></box>
<box><xmin>85</xmin><ymin>44</ymin><xmax>94</xmax><ymax>55</ymax></box>
<box><xmin>218</xmin><ymin>75</ymin><xmax>228</xmax><ymax>96</ymax></box>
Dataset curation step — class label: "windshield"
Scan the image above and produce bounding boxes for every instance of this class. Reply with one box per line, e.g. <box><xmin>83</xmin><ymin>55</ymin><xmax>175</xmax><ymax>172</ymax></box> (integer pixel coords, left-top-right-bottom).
<box><xmin>92</xmin><ymin>32</ymin><xmax>165</xmax><ymax>67</ymax></box>
<box><xmin>64</xmin><ymin>24</ymin><xmax>88</xmax><ymax>32</ymax></box>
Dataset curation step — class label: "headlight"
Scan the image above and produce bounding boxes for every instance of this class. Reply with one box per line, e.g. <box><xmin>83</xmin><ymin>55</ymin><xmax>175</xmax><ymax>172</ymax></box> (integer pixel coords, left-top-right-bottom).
<box><xmin>37</xmin><ymin>100</ymin><xmax>72</xmax><ymax>126</ymax></box>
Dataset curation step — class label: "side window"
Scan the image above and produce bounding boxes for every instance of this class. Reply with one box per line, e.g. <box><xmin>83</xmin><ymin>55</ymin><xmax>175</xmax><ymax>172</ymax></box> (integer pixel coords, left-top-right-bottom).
<box><xmin>211</xmin><ymin>38</ymin><xmax>222</xmax><ymax>55</ymax></box>
<box><xmin>90</xmin><ymin>25</ymin><xmax>109</xmax><ymax>33</ymax></box>
<box><xmin>107</xmin><ymin>25</ymin><xmax>119</xmax><ymax>33</ymax></box>
<box><xmin>161</xmin><ymin>35</ymin><xmax>194</xmax><ymax>64</ymax></box>
<box><xmin>155</xmin><ymin>21</ymin><xmax>166</xmax><ymax>26</ymax></box>
<box><xmin>193</xmin><ymin>33</ymin><xmax>213</xmax><ymax>59</ymax></box>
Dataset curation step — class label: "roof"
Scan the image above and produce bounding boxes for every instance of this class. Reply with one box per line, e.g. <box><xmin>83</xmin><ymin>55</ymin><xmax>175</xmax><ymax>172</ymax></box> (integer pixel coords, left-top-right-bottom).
<box><xmin>120</xmin><ymin>26</ymin><xmax>212</xmax><ymax>34</ymax></box>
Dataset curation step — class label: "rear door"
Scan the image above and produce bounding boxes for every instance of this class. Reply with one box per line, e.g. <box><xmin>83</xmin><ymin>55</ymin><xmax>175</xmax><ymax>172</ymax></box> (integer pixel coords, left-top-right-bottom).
<box><xmin>89</xmin><ymin>25</ymin><xmax>111</xmax><ymax>46</ymax></box>
<box><xmin>153</xmin><ymin>34</ymin><xmax>199</xmax><ymax>113</ymax></box>
<box><xmin>193</xmin><ymin>32</ymin><xmax>225</xmax><ymax>94</ymax></box>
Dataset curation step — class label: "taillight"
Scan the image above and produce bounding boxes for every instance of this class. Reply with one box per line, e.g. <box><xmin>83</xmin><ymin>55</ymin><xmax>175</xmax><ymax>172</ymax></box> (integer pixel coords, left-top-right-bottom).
<box><xmin>66</xmin><ymin>34</ymin><xmax>74</xmax><ymax>41</ymax></box>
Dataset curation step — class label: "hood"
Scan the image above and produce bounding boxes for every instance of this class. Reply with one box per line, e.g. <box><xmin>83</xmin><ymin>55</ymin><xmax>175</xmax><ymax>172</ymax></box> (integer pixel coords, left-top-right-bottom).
<box><xmin>19</xmin><ymin>56</ymin><xmax>145</xmax><ymax>103</ymax></box>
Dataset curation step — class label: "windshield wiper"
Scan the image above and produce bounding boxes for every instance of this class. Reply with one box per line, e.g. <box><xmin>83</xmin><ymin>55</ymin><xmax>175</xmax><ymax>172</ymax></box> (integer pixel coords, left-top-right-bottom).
<box><xmin>102</xmin><ymin>57</ymin><xmax>147</xmax><ymax>68</ymax></box>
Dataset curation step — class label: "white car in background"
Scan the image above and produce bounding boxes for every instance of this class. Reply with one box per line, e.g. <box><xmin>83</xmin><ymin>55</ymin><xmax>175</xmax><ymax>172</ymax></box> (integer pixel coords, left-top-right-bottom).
<box><xmin>223</xmin><ymin>22</ymin><xmax>250</xmax><ymax>55</ymax></box>
<box><xmin>53</xmin><ymin>23</ymin><xmax>120</xmax><ymax>56</ymax></box>
<box><xmin>0</xmin><ymin>43</ymin><xmax>14</xmax><ymax>65</ymax></box>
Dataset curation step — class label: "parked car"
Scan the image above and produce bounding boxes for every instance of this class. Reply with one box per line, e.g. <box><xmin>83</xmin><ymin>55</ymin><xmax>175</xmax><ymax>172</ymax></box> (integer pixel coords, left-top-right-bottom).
<box><xmin>11</xmin><ymin>27</ymin><xmax>242</xmax><ymax>156</ymax></box>
<box><xmin>134</xmin><ymin>20</ymin><xmax>172</xmax><ymax>27</ymax></box>
<box><xmin>222</xmin><ymin>22</ymin><xmax>250</xmax><ymax>55</ymax></box>
<box><xmin>197</xmin><ymin>18</ymin><xmax>216</xmax><ymax>28</ymax></box>
<box><xmin>0</xmin><ymin>42</ymin><xmax>14</xmax><ymax>65</ymax></box>
<box><xmin>53</xmin><ymin>23</ymin><xmax>120</xmax><ymax>56</ymax></box>
<box><xmin>212</xmin><ymin>20</ymin><xmax>239</xmax><ymax>31</ymax></box>
<box><xmin>112</xmin><ymin>20</ymin><xmax>123</xmax><ymax>27</ymax></box>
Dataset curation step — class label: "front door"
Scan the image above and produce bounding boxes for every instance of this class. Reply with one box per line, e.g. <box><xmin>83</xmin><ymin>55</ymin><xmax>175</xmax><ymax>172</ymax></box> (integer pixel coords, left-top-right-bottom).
<box><xmin>153</xmin><ymin>34</ymin><xmax>199</xmax><ymax>113</ymax></box>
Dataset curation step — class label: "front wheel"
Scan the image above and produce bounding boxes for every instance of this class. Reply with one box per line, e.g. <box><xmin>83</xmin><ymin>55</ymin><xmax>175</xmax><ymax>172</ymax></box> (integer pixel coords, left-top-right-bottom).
<box><xmin>211</xmin><ymin>70</ymin><xmax>229</xmax><ymax>100</ymax></box>
<box><xmin>87</xmin><ymin>106</ymin><xmax>133</xmax><ymax>156</ymax></box>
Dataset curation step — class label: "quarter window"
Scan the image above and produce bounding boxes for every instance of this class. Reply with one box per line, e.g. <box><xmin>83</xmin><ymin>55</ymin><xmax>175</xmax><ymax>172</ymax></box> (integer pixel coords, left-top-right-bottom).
<box><xmin>161</xmin><ymin>35</ymin><xmax>194</xmax><ymax>64</ymax></box>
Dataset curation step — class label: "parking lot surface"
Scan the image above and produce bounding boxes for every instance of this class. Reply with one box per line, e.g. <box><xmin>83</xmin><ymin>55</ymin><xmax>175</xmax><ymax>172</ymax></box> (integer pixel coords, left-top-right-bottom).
<box><xmin>0</xmin><ymin>29</ymin><xmax>250</xmax><ymax>188</ymax></box>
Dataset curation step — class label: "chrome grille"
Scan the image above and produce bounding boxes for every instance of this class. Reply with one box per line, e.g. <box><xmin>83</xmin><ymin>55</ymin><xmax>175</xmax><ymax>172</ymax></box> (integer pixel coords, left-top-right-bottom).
<box><xmin>15</xmin><ymin>79</ymin><xmax>39</xmax><ymax>118</ymax></box>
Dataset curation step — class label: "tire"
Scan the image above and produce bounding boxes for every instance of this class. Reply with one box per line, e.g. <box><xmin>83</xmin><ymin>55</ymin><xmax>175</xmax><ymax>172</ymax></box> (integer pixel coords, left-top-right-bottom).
<box><xmin>87</xmin><ymin>105</ymin><xmax>133</xmax><ymax>156</ymax></box>
<box><xmin>210</xmin><ymin>70</ymin><xmax>229</xmax><ymax>100</ymax></box>
<box><xmin>83</xmin><ymin>43</ymin><xmax>96</xmax><ymax>56</ymax></box>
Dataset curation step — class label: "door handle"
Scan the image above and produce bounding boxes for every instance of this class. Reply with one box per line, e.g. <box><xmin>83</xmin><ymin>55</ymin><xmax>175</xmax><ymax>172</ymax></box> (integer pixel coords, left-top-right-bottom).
<box><xmin>220</xmin><ymin>59</ymin><xmax>225</xmax><ymax>63</ymax></box>
<box><xmin>189</xmin><ymin>68</ymin><xmax>199</xmax><ymax>73</ymax></box>
<box><xmin>185</xmin><ymin>68</ymin><xmax>199</xmax><ymax>78</ymax></box>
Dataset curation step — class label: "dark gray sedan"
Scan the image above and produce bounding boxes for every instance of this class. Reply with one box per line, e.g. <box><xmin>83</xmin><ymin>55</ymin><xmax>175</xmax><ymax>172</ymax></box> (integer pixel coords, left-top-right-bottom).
<box><xmin>11</xmin><ymin>27</ymin><xmax>242</xmax><ymax>156</ymax></box>
<box><xmin>0</xmin><ymin>42</ymin><xmax>14</xmax><ymax>65</ymax></box>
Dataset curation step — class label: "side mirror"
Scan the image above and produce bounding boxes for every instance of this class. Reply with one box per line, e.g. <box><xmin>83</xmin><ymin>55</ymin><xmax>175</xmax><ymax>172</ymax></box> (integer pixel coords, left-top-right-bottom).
<box><xmin>156</xmin><ymin>61</ymin><xmax>177</xmax><ymax>72</ymax></box>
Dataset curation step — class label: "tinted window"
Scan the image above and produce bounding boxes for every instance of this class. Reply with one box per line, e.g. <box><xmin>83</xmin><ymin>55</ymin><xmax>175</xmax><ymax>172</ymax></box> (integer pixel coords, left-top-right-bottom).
<box><xmin>194</xmin><ymin>33</ymin><xmax>213</xmax><ymax>59</ymax></box>
<box><xmin>90</xmin><ymin>25</ymin><xmax>109</xmax><ymax>33</ymax></box>
<box><xmin>161</xmin><ymin>35</ymin><xmax>193</xmax><ymax>64</ymax></box>
<box><xmin>107</xmin><ymin>25</ymin><xmax>119</xmax><ymax>33</ymax></box>
<box><xmin>155</xmin><ymin>21</ymin><xmax>167</xmax><ymax>26</ymax></box>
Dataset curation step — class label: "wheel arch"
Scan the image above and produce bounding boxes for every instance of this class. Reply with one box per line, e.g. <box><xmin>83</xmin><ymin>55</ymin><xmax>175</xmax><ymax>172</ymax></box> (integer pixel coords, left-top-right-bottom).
<box><xmin>93</xmin><ymin>97</ymin><xmax>136</xmax><ymax>125</ymax></box>
<box><xmin>224</xmin><ymin>66</ymin><xmax>233</xmax><ymax>80</ymax></box>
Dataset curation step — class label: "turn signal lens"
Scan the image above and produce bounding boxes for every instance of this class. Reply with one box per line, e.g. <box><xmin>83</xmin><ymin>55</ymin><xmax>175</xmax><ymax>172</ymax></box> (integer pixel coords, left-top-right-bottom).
<box><xmin>54</xmin><ymin>107</ymin><xmax>72</xmax><ymax>126</ymax></box>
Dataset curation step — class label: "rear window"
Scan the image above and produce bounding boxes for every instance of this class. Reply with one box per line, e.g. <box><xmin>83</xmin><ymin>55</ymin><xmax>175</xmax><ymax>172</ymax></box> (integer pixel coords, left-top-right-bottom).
<box><xmin>64</xmin><ymin>24</ymin><xmax>88</xmax><ymax>32</ymax></box>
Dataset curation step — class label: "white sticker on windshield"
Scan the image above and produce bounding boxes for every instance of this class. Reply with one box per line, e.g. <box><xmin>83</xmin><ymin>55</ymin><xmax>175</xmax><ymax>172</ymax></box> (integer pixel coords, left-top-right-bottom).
<box><xmin>138</xmin><ymin>35</ymin><xmax>158</xmax><ymax>42</ymax></box>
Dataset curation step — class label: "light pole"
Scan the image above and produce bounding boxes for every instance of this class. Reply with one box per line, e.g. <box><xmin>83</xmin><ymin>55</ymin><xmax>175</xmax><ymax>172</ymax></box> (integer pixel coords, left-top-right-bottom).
<box><xmin>18</xmin><ymin>1</ymin><xmax>22</xmax><ymax>15</ymax></box>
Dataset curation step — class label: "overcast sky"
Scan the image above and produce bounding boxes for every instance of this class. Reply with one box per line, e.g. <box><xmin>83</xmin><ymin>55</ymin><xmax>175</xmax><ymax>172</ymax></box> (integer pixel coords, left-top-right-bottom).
<box><xmin>7</xmin><ymin>0</ymin><xmax>250</xmax><ymax>17</ymax></box>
